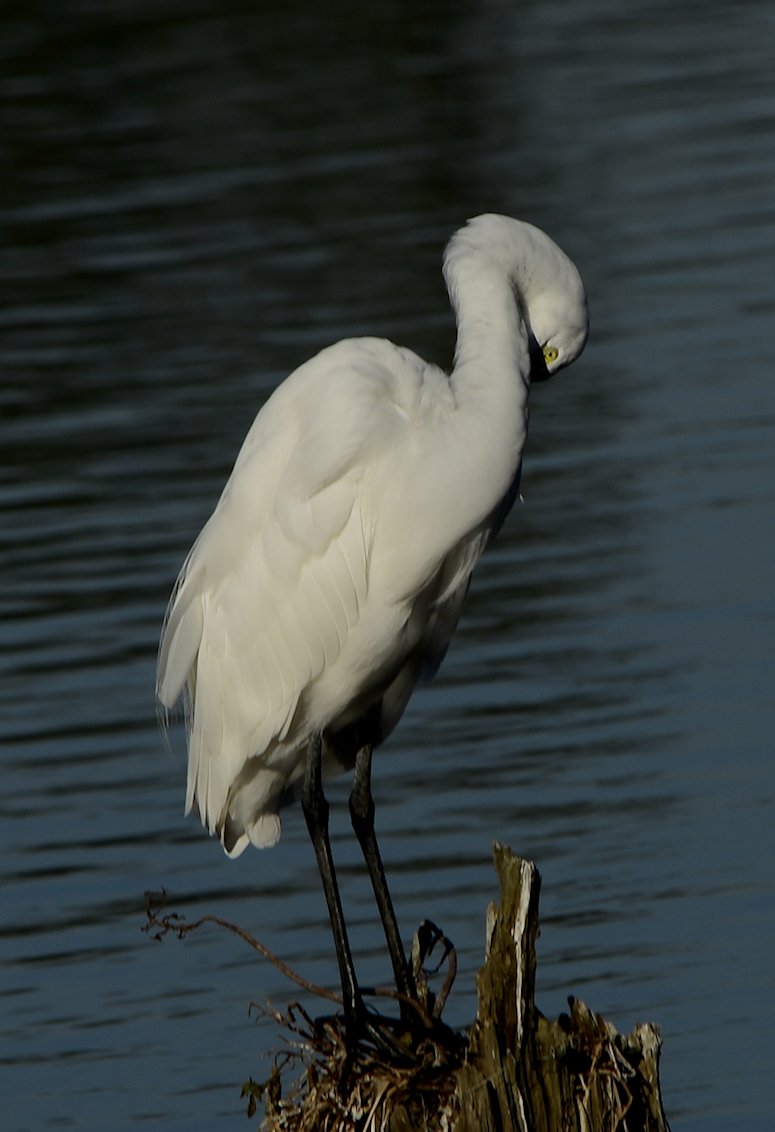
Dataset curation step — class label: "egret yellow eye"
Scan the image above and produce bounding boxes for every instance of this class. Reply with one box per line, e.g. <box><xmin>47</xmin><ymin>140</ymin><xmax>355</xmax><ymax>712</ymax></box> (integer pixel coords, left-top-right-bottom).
<box><xmin>542</xmin><ymin>345</ymin><xmax>559</xmax><ymax>365</ymax></box>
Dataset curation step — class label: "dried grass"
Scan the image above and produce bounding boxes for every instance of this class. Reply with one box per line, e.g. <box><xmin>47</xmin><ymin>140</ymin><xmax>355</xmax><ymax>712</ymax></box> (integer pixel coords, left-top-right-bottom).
<box><xmin>243</xmin><ymin>1002</ymin><xmax>465</xmax><ymax>1132</ymax></box>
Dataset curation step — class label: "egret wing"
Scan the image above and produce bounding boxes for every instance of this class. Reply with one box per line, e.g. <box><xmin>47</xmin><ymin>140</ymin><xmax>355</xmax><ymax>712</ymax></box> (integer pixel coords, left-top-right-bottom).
<box><xmin>155</xmin><ymin>344</ymin><xmax>429</xmax><ymax>850</ymax></box>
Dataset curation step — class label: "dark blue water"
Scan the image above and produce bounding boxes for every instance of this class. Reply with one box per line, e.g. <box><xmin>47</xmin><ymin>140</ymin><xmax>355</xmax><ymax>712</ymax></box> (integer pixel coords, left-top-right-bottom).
<box><xmin>2</xmin><ymin>1</ymin><xmax>773</xmax><ymax>1129</ymax></box>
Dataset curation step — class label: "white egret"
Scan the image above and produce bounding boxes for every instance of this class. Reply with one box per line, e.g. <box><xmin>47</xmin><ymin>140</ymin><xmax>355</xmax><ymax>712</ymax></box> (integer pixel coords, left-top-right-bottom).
<box><xmin>157</xmin><ymin>213</ymin><xmax>588</xmax><ymax>1032</ymax></box>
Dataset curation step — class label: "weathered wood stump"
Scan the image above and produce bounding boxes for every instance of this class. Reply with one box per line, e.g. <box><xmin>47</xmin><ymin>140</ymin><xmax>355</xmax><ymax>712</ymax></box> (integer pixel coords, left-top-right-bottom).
<box><xmin>454</xmin><ymin>845</ymin><xmax>670</xmax><ymax>1132</ymax></box>
<box><xmin>256</xmin><ymin>845</ymin><xmax>671</xmax><ymax>1131</ymax></box>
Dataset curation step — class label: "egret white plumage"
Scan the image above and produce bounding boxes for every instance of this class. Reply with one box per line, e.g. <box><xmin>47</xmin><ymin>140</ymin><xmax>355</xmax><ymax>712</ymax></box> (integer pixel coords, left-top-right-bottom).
<box><xmin>157</xmin><ymin>213</ymin><xmax>588</xmax><ymax>1032</ymax></box>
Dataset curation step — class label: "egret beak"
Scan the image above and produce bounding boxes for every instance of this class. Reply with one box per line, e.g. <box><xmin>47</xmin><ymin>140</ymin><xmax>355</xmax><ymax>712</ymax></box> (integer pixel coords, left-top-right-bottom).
<box><xmin>529</xmin><ymin>351</ymin><xmax>552</xmax><ymax>383</ymax></box>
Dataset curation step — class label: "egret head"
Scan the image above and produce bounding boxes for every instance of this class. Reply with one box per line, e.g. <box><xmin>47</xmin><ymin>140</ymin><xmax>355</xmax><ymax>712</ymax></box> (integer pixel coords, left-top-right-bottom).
<box><xmin>519</xmin><ymin>230</ymin><xmax>589</xmax><ymax>382</ymax></box>
<box><xmin>444</xmin><ymin>213</ymin><xmax>590</xmax><ymax>382</ymax></box>
<box><xmin>526</xmin><ymin>302</ymin><xmax>589</xmax><ymax>382</ymax></box>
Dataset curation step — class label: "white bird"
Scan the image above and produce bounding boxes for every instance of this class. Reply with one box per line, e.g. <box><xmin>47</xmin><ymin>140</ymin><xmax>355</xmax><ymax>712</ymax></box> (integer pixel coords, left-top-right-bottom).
<box><xmin>157</xmin><ymin>213</ymin><xmax>588</xmax><ymax>1031</ymax></box>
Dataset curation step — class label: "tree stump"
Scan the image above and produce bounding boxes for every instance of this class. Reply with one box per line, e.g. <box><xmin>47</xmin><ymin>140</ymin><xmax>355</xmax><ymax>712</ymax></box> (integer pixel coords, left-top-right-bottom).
<box><xmin>256</xmin><ymin>845</ymin><xmax>671</xmax><ymax>1132</ymax></box>
<box><xmin>454</xmin><ymin>845</ymin><xmax>670</xmax><ymax>1132</ymax></box>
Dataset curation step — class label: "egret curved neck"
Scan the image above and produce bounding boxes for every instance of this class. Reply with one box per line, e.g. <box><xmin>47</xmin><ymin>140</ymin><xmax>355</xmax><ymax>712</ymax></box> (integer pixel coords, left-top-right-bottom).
<box><xmin>438</xmin><ymin>252</ymin><xmax>532</xmax><ymax>527</ymax></box>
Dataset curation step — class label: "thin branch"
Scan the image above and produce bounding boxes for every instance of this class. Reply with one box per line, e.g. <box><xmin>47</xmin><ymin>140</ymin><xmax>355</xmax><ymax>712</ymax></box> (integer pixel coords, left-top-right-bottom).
<box><xmin>143</xmin><ymin>888</ymin><xmax>341</xmax><ymax>1005</ymax></box>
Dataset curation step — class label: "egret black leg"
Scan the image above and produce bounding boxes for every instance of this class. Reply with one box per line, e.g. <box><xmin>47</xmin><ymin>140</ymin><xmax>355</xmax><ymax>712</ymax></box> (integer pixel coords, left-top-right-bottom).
<box><xmin>302</xmin><ymin>734</ymin><xmax>362</xmax><ymax>1032</ymax></box>
<box><xmin>349</xmin><ymin>744</ymin><xmax>417</xmax><ymax>1013</ymax></box>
